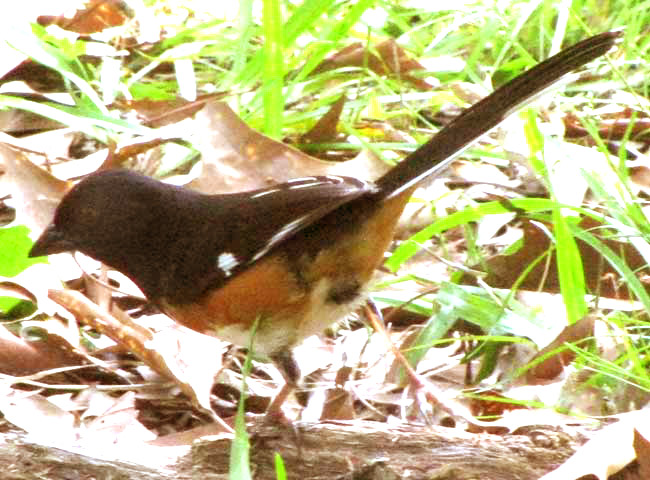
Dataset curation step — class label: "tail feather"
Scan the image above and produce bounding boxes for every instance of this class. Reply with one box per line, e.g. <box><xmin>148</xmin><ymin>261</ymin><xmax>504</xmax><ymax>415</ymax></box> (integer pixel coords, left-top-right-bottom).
<box><xmin>376</xmin><ymin>30</ymin><xmax>621</xmax><ymax>200</ymax></box>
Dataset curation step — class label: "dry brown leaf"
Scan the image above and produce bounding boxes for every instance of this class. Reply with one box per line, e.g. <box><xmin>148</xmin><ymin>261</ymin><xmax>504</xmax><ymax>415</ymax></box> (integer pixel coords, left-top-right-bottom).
<box><xmin>0</xmin><ymin>142</ymin><xmax>70</xmax><ymax>231</ymax></box>
<box><xmin>0</xmin><ymin>323</ymin><xmax>84</xmax><ymax>376</ymax></box>
<box><xmin>466</xmin><ymin>389</ymin><xmax>529</xmax><ymax>420</ymax></box>
<box><xmin>149</xmin><ymin>423</ymin><xmax>233</xmax><ymax>447</ymax></box>
<box><xmin>564</xmin><ymin>108</ymin><xmax>650</xmax><ymax>142</ymax></box>
<box><xmin>475</xmin><ymin>407</ymin><xmax>596</xmax><ymax>434</ymax></box>
<box><xmin>83</xmin><ymin>391</ymin><xmax>156</xmax><ymax>443</ymax></box>
<box><xmin>0</xmin><ymin>94</ymin><xmax>67</xmax><ymax>132</ymax></box>
<box><xmin>118</xmin><ymin>92</ymin><xmax>226</xmax><ymax>128</ymax></box>
<box><xmin>313</xmin><ymin>38</ymin><xmax>432</xmax><ymax>90</ymax></box>
<box><xmin>319</xmin><ymin>386</ymin><xmax>355</xmax><ymax>421</ymax></box>
<box><xmin>313</xmin><ymin>365</ymin><xmax>355</xmax><ymax>421</ymax></box>
<box><xmin>525</xmin><ymin>315</ymin><xmax>595</xmax><ymax>383</ymax></box>
<box><xmin>188</xmin><ymin>102</ymin><xmax>335</xmax><ymax>193</ymax></box>
<box><xmin>0</xmin><ymin>61</ymin><xmax>68</xmax><ymax>93</ymax></box>
<box><xmin>477</xmin><ymin>217</ymin><xmax>650</xmax><ymax>299</ymax></box>
<box><xmin>37</xmin><ymin>0</ymin><xmax>130</xmax><ymax>34</ymax></box>
<box><xmin>0</xmin><ymin>386</ymin><xmax>189</xmax><ymax>468</ymax></box>
<box><xmin>300</xmin><ymin>95</ymin><xmax>346</xmax><ymax>145</ymax></box>
<box><xmin>540</xmin><ymin>410</ymin><xmax>650</xmax><ymax>480</ymax></box>
<box><xmin>188</xmin><ymin>101</ymin><xmax>390</xmax><ymax>194</ymax></box>
<box><xmin>634</xmin><ymin>428</ymin><xmax>650</xmax><ymax>478</ymax></box>
<box><xmin>0</xmin><ymin>280</ymin><xmax>36</xmax><ymax>304</ymax></box>
<box><xmin>629</xmin><ymin>165</ymin><xmax>650</xmax><ymax>195</ymax></box>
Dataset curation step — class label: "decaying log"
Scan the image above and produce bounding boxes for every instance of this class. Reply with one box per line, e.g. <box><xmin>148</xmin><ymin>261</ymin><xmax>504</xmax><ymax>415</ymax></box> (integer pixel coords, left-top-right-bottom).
<box><xmin>0</xmin><ymin>419</ymin><xmax>579</xmax><ymax>479</ymax></box>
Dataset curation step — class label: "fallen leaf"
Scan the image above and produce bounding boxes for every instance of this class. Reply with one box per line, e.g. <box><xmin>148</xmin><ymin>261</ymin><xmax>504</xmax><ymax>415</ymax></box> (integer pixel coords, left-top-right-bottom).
<box><xmin>634</xmin><ymin>428</ymin><xmax>650</xmax><ymax>478</ymax></box>
<box><xmin>525</xmin><ymin>315</ymin><xmax>595</xmax><ymax>383</ymax></box>
<box><xmin>300</xmin><ymin>95</ymin><xmax>346</xmax><ymax>144</ymax></box>
<box><xmin>0</xmin><ymin>386</ymin><xmax>77</xmax><ymax>443</ymax></box>
<box><xmin>0</xmin><ymin>142</ymin><xmax>70</xmax><ymax>231</ymax></box>
<box><xmin>38</xmin><ymin>0</ymin><xmax>130</xmax><ymax>34</ymax></box>
<box><xmin>564</xmin><ymin>108</ymin><xmax>650</xmax><ymax>142</ymax></box>
<box><xmin>0</xmin><ymin>61</ymin><xmax>68</xmax><ymax>93</ymax></box>
<box><xmin>188</xmin><ymin>101</ymin><xmax>389</xmax><ymax>194</ymax></box>
<box><xmin>477</xmin><ymin>217</ymin><xmax>650</xmax><ymax>299</ymax></box>
<box><xmin>0</xmin><ymin>323</ymin><xmax>83</xmax><ymax>376</ymax></box>
<box><xmin>83</xmin><ymin>391</ymin><xmax>156</xmax><ymax>444</ymax></box>
<box><xmin>540</xmin><ymin>410</ymin><xmax>650</xmax><ymax>480</ymax></box>
<box><xmin>313</xmin><ymin>38</ymin><xmax>432</xmax><ymax>90</ymax></box>
<box><xmin>118</xmin><ymin>92</ymin><xmax>226</xmax><ymax>128</ymax></box>
<box><xmin>47</xmin><ymin>289</ymin><xmax>230</xmax><ymax>430</ymax></box>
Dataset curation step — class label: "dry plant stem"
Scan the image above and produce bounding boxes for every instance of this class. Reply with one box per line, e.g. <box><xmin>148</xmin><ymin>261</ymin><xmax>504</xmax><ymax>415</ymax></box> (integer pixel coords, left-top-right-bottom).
<box><xmin>49</xmin><ymin>289</ymin><xmax>155</xmax><ymax>362</ymax></box>
<box><xmin>47</xmin><ymin>289</ymin><xmax>234</xmax><ymax>433</ymax></box>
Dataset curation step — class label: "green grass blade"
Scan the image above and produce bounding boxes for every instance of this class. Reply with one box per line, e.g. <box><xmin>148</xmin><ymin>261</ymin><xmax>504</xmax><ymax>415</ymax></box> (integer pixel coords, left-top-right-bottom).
<box><xmin>262</xmin><ymin>0</ymin><xmax>284</xmax><ymax>138</ymax></box>
<box><xmin>524</xmin><ymin>108</ymin><xmax>586</xmax><ymax>324</ymax></box>
<box><xmin>552</xmin><ymin>211</ymin><xmax>587</xmax><ymax>324</ymax></box>
<box><xmin>229</xmin><ymin>322</ymin><xmax>257</xmax><ymax>480</ymax></box>
<box><xmin>283</xmin><ymin>0</ymin><xmax>337</xmax><ymax>47</ymax></box>
<box><xmin>385</xmin><ymin>197</ymin><xmax>558</xmax><ymax>272</ymax></box>
<box><xmin>294</xmin><ymin>0</ymin><xmax>375</xmax><ymax>82</ymax></box>
<box><xmin>571</xmin><ymin>226</ymin><xmax>650</xmax><ymax>312</ymax></box>
<box><xmin>6</xmin><ymin>25</ymin><xmax>108</xmax><ymax>114</ymax></box>
<box><xmin>0</xmin><ymin>95</ymin><xmax>151</xmax><ymax>141</ymax></box>
<box><xmin>274</xmin><ymin>453</ymin><xmax>287</xmax><ymax>480</ymax></box>
<box><xmin>231</xmin><ymin>0</ymin><xmax>256</xmax><ymax>84</ymax></box>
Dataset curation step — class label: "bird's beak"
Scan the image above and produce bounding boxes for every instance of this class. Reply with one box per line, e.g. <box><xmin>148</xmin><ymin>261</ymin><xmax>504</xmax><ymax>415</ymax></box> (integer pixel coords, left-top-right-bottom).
<box><xmin>29</xmin><ymin>223</ymin><xmax>75</xmax><ymax>258</ymax></box>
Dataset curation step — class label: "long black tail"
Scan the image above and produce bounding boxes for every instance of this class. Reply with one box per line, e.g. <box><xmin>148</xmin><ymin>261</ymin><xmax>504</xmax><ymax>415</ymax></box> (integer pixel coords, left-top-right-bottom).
<box><xmin>376</xmin><ymin>30</ymin><xmax>621</xmax><ymax>200</ymax></box>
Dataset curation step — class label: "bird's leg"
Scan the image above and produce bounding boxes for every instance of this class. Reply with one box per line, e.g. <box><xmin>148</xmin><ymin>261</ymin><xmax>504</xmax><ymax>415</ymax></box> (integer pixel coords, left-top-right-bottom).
<box><xmin>267</xmin><ymin>350</ymin><xmax>300</xmax><ymax>419</ymax></box>
<box><xmin>364</xmin><ymin>302</ymin><xmax>452</xmax><ymax>423</ymax></box>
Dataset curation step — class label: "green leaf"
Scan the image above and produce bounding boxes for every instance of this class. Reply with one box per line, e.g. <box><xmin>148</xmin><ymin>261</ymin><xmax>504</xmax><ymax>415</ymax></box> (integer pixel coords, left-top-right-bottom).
<box><xmin>0</xmin><ymin>226</ymin><xmax>44</xmax><ymax>277</ymax></box>
<box><xmin>0</xmin><ymin>297</ymin><xmax>36</xmax><ymax>318</ymax></box>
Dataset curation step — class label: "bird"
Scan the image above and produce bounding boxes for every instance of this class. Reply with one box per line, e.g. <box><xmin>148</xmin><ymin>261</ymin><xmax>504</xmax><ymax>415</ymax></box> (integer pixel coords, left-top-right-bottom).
<box><xmin>29</xmin><ymin>31</ymin><xmax>619</xmax><ymax>417</ymax></box>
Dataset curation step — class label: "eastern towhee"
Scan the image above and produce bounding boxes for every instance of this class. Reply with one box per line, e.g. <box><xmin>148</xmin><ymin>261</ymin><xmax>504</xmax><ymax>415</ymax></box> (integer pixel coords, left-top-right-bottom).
<box><xmin>29</xmin><ymin>32</ymin><xmax>620</xmax><ymax>416</ymax></box>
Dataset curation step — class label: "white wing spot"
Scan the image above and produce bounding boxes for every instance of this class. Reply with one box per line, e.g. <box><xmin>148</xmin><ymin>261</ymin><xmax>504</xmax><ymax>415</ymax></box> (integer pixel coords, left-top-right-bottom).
<box><xmin>217</xmin><ymin>252</ymin><xmax>239</xmax><ymax>277</ymax></box>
